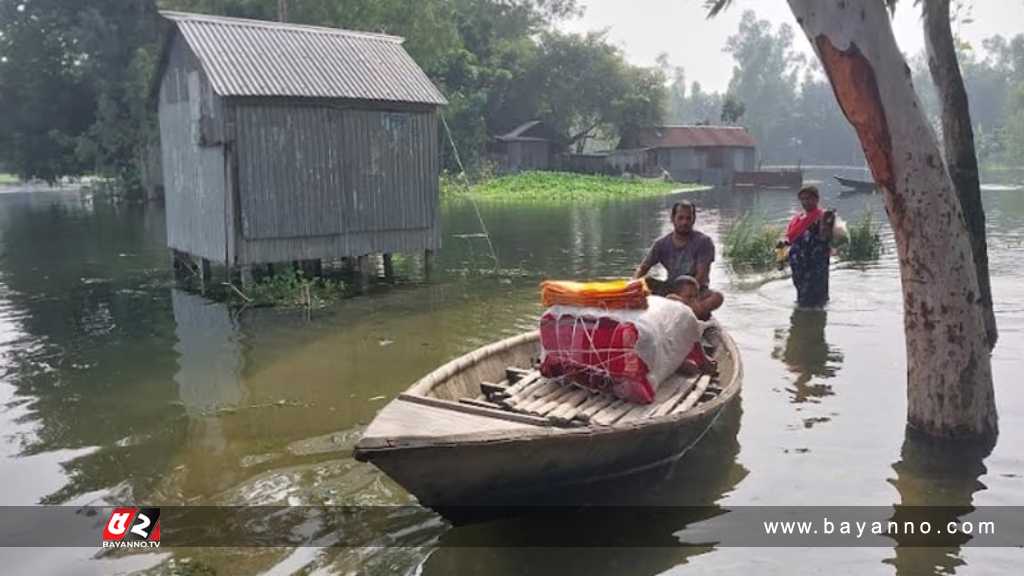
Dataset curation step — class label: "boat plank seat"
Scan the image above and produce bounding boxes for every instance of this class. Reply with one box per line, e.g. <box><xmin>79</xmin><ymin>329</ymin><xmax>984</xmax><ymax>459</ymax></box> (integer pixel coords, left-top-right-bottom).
<box><xmin>576</xmin><ymin>395</ymin><xmax>619</xmax><ymax>421</ymax></box>
<box><xmin>480</xmin><ymin>381</ymin><xmax>510</xmax><ymax>400</ymax></box>
<box><xmin>398</xmin><ymin>332</ymin><xmax>726</xmax><ymax>430</ymax></box>
<box><xmin>360</xmin><ymin>394</ymin><xmax>541</xmax><ymax>449</ymax></box>
<box><xmin>673</xmin><ymin>373</ymin><xmax>712</xmax><ymax>415</ymax></box>
<box><xmin>534</xmin><ymin>386</ymin><xmax>583</xmax><ymax>416</ymax></box>
<box><xmin>548</xmin><ymin>389</ymin><xmax>590</xmax><ymax>421</ymax></box>
<box><xmin>501</xmin><ymin>375</ymin><xmax>549</xmax><ymax>408</ymax></box>
<box><xmin>617</xmin><ymin>373</ymin><xmax>699</xmax><ymax>424</ymax></box>
<box><xmin>480</xmin><ymin>369</ymin><xmax>719</xmax><ymax>427</ymax></box>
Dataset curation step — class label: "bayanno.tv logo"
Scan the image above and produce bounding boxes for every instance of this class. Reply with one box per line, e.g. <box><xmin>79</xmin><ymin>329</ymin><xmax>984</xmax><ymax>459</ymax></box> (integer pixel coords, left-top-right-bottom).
<box><xmin>101</xmin><ymin>507</ymin><xmax>161</xmax><ymax>549</ymax></box>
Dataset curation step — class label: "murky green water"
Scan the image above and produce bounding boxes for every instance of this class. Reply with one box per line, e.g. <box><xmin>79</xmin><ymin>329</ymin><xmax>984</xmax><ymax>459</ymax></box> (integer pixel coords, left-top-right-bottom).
<box><xmin>1</xmin><ymin>168</ymin><xmax>1023</xmax><ymax>574</ymax></box>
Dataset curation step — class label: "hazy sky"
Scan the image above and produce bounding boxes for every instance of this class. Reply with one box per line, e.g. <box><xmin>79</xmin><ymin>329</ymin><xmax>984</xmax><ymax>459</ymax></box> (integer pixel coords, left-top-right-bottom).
<box><xmin>559</xmin><ymin>0</ymin><xmax>1024</xmax><ymax>93</ymax></box>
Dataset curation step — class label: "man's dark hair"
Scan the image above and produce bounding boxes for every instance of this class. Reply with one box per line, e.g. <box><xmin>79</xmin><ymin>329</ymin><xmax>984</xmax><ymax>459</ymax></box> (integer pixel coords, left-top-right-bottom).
<box><xmin>671</xmin><ymin>200</ymin><xmax>697</xmax><ymax>219</ymax></box>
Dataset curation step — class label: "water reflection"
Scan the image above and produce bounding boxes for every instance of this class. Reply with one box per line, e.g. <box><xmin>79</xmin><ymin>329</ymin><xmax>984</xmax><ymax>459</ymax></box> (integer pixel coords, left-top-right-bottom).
<box><xmin>884</xmin><ymin>429</ymin><xmax>993</xmax><ymax>576</ymax></box>
<box><xmin>1</xmin><ymin>171</ymin><xmax>1023</xmax><ymax>574</ymax></box>
<box><xmin>772</xmin><ymin>308</ymin><xmax>844</xmax><ymax>404</ymax></box>
<box><xmin>420</xmin><ymin>402</ymin><xmax>748</xmax><ymax>576</ymax></box>
<box><xmin>167</xmin><ymin>289</ymin><xmax>246</xmax><ymax>498</ymax></box>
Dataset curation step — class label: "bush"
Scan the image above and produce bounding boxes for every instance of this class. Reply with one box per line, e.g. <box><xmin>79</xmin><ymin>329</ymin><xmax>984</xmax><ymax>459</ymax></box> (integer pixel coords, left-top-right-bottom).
<box><xmin>838</xmin><ymin>210</ymin><xmax>882</xmax><ymax>262</ymax></box>
<box><xmin>724</xmin><ymin>214</ymin><xmax>783</xmax><ymax>270</ymax></box>
<box><xmin>236</xmin><ymin>268</ymin><xmax>347</xmax><ymax>309</ymax></box>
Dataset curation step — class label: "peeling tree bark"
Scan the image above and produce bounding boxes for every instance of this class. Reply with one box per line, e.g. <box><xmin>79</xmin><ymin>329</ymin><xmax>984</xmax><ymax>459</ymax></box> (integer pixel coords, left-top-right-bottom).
<box><xmin>787</xmin><ymin>0</ymin><xmax>997</xmax><ymax>439</ymax></box>
<box><xmin>923</xmin><ymin>0</ymin><xmax>997</xmax><ymax>350</ymax></box>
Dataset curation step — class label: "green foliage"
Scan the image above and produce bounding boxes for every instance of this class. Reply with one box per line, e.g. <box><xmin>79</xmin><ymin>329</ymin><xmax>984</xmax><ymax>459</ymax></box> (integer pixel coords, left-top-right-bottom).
<box><xmin>720</xmin><ymin>94</ymin><xmax>745</xmax><ymax>124</ymax></box>
<box><xmin>724</xmin><ymin>214</ymin><xmax>782</xmax><ymax>270</ymax></box>
<box><xmin>238</xmin><ymin>268</ymin><xmax>347</xmax><ymax>309</ymax></box>
<box><xmin>1007</xmin><ymin>81</ymin><xmax>1024</xmax><ymax>164</ymax></box>
<box><xmin>911</xmin><ymin>34</ymin><xmax>1024</xmax><ymax>169</ymax></box>
<box><xmin>443</xmin><ymin>171</ymin><xmax>691</xmax><ymax>202</ymax></box>
<box><xmin>660</xmin><ymin>58</ymin><xmax>723</xmax><ymax>127</ymax></box>
<box><xmin>0</xmin><ymin>173</ymin><xmax>19</xmax><ymax>185</ymax></box>
<box><xmin>0</xmin><ymin>0</ymin><xmax>98</xmax><ymax>182</ymax></box>
<box><xmin>1</xmin><ymin>0</ymin><xmax>662</xmax><ymax>184</ymax></box>
<box><xmin>838</xmin><ymin>211</ymin><xmax>883</xmax><ymax>263</ymax></box>
<box><xmin>501</xmin><ymin>31</ymin><xmax>665</xmax><ymax>153</ymax></box>
<box><xmin>724</xmin><ymin>11</ymin><xmax>805</xmax><ymax>163</ymax></box>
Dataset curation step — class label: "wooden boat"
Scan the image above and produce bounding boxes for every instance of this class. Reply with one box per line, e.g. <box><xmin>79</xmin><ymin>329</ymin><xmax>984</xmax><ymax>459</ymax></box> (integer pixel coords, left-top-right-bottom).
<box><xmin>834</xmin><ymin>175</ymin><xmax>876</xmax><ymax>193</ymax></box>
<box><xmin>354</xmin><ymin>328</ymin><xmax>743</xmax><ymax>511</ymax></box>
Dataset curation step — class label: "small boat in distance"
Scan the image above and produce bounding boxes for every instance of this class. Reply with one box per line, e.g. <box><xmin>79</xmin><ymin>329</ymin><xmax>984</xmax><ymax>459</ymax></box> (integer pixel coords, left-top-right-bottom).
<box><xmin>354</xmin><ymin>329</ymin><xmax>742</xmax><ymax>514</ymax></box>
<box><xmin>834</xmin><ymin>175</ymin><xmax>877</xmax><ymax>194</ymax></box>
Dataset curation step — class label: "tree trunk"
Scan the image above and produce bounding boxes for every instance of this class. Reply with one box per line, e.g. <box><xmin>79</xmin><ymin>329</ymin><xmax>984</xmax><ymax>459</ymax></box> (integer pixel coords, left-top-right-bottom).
<box><xmin>278</xmin><ymin>0</ymin><xmax>288</xmax><ymax>23</ymax></box>
<box><xmin>786</xmin><ymin>0</ymin><xmax>996</xmax><ymax>439</ymax></box>
<box><xmin>922</xmin><ymin>0</ymin><xmax>997</xmax><ymax>349</ymax></box>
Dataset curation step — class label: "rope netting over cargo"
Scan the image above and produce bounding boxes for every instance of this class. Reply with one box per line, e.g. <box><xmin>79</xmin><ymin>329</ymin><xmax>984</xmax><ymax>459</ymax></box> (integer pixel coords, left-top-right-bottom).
<box><xmin>538</xmin><ymin>291</ymin><xmax>702</xmax><ymax>405</ymax></box>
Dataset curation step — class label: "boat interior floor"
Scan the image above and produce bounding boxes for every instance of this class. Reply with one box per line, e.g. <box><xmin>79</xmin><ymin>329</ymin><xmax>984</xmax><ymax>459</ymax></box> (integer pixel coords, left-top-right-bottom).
<box><xmin>452</xmin><ymin>367</ymin><xmax>723</xmax><ymax>428</ymax></box>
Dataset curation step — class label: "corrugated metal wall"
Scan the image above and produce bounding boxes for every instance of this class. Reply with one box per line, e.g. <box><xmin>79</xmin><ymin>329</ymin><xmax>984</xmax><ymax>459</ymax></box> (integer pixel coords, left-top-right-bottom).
<box><xmin>159</xmin><ymin>33</ymin><xmax>441</xmax><ymax>267</ymax></box>
<box><xmin>232</xmin><ymin>102</ymin><xmax>439</xmax><ymax>264</ymax></box>
<box><xmin>159</xmin><ymin>35</ymin><xmax>228</xmax><ymax>263</ymax></box>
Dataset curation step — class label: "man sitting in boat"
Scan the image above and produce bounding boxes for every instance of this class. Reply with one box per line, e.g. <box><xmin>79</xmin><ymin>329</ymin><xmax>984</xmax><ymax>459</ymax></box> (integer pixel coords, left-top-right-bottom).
<box><xmin>634</xmin><ymin>200</ymin><xmax>724</xmax><ymax>319</ymax></box>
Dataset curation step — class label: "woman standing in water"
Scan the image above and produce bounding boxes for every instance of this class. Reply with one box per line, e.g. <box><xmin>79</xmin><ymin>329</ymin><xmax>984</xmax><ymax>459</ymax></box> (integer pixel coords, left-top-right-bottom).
<box><xmin>784</xmin><ymin>185</ymin><xmax>835</xmax><ymax>307</ymax></box>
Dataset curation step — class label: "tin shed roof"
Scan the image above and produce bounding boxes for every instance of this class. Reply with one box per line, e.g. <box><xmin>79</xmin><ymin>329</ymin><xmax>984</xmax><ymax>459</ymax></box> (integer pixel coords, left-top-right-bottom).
<box><xmin>159</xmin><ymin>11</ymin><xmax>447</xmax><ymax>105</ymax></box>
<box><xmin>632</xmin><ymin>126</ymin><xmax>756</xmax><ymax>149</ymax></box>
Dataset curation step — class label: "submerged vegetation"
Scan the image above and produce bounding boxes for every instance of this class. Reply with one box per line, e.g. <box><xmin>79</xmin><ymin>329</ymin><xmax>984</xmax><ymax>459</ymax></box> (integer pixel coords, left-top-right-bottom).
<box><xmin>225</xmin><ymin>269</ymin><xmax>348</xmax><ymax>309</ymax></box>
<box><xmin>442</xmin><ymin>171</ymin><xmax>698</xmax><ymax>202</ymax></box>
<box><xmin>724</xmin><ymin>214</ymin><xmax>783</xmax><ymax>270</ymax></box>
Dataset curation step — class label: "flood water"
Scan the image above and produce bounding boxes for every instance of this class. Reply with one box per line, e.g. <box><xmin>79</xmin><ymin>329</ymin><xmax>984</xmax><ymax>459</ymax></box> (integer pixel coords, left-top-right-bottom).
<box><xmin>1</xmin><ymin>168</ymin><xmax>1023</xmax><ymax>574</ymax></box>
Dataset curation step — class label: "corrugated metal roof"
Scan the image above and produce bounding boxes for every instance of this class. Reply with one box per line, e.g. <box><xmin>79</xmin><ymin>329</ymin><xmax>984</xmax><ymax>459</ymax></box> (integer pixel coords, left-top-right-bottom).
<box><xmin>632</xmin><ymin>126</ymin><xmax>756</xmax><ymax>149</ymax></box>
<box><xmin>160</xmin><ymin>11</ymin><xmax>447</xmax><ymax>105</ymax></box>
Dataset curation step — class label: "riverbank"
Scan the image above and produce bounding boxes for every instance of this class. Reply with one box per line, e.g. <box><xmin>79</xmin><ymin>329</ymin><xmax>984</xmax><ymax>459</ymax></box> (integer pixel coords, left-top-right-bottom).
<box><xmin>442</xmin><ymin>171</ymin><xmax>708</xmax><ymax>202</ymax></box>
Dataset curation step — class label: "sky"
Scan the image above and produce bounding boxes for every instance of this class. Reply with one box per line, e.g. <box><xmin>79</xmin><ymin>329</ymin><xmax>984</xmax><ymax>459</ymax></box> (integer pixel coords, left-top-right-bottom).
<box><xmin>559</xmin><ymin>0</ymin><xmax>1024</xmax><ymax>93</ymax></box>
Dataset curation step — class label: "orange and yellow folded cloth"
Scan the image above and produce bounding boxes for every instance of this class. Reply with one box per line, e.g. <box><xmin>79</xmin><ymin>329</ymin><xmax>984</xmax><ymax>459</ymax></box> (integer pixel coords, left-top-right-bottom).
<box><xmin>540</xmin><ymin>278</ymin><xmax>649</xmax><ymax>310</ymax></box>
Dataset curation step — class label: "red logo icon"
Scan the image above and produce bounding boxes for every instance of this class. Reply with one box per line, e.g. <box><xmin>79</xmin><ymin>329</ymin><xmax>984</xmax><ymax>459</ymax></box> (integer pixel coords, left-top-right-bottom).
<box><xmin>102</xmin><ymin>507</ymin><xmax>161</xmax><ymax>548</ymax></box>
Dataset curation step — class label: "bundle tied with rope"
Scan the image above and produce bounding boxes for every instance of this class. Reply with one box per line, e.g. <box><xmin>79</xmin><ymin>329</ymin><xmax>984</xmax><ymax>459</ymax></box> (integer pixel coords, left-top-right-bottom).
<box><xmin>538</xmin><ymin>279</ymin><xmax>701</xmax><ymax>404</ymax></box>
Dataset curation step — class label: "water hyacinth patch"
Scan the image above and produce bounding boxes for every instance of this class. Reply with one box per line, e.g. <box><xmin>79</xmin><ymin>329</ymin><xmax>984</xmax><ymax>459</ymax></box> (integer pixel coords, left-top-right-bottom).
<box><xmin>442</xmin><ymin>171</ymin><xmax>704</xmax><ymax>202</ymax></box>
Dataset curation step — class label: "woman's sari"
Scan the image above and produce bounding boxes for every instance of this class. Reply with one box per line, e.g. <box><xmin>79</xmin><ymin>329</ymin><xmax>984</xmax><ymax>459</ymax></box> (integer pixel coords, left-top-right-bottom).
<box><xmin>787</xmin><ymin>210</ymin><xmax>830</xmax><ymax>307</ymax></box>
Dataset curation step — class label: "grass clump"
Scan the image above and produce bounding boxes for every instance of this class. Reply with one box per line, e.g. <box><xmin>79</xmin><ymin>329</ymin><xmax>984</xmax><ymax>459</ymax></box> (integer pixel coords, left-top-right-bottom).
<box><xmin>443</xmin><ymin>171</ymin><xmax>698</xmax><ymax>202</ymax></box>
<box><xmin>837</xmin><ymin>211</ymin><xmax>882</xmax><ymax>262</ymax></box>
<box><xmin>0</xmin><ymin>173</ymin><xmax>19</xmax><ymax>185</ymax></box>
<box><xmin>724</xmin><ymin>214</ymin><xmax>783</xmax><ymax>270</ymax></box>
<box><xmin>235</xmin><ymin>269</ymin><xmax>347</xmax><ymax>309</ymax></box>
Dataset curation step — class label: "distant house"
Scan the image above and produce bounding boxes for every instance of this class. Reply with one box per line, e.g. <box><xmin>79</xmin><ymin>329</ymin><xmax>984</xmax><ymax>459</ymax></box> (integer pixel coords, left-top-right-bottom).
<box><xmin>622</xmin><ymin>126</ymin><xmax>757</xmax><ymax>185</ymax></box>
<box><xmin>489</xmin><ymin>121</ymin><xmax>557</xmax><ymax>173</ymax></box>
<box><xmin>154</xmin><ymin>11</ymin><xmax>447</xmax><ymax>285</ymax></box>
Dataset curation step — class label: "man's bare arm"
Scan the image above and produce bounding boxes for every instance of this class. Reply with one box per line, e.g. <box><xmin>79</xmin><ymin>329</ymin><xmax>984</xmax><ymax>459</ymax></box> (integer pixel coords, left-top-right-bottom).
<box><xmin>634</xmin><ymin>262</ymin><xmax>652</xmax><ymax>278</ymax></box>
<box><xmin>693</xmin><ymin>261</ymin><xmax>711</xmax><ymax>288</ymax></box>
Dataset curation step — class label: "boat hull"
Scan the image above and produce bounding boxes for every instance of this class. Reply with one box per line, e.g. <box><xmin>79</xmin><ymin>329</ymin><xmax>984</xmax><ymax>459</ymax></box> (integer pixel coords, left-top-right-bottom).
<box><xmin>834</xmin><ymin>175</ymin><xmax>876</xmax><ymax>192</ymax></box>
<box><xmin>355</xmin><ymin>329</ymin><xmax>742</xmax><ymax>511</ymax></box>
<box><xmin>364</xmin><ymin>397</ymin><xmax>732</xmax><ymax>508</ymax></box>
